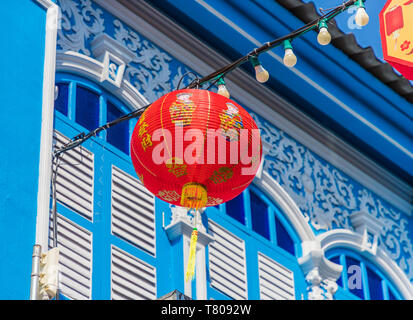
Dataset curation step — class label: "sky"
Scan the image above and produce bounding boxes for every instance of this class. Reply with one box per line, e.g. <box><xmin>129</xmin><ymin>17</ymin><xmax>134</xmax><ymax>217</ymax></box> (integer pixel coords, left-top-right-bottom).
<box><xmin>301</xmin><ymin>0</ymin><xmax>387</xmax><ymax>61</ymax></box>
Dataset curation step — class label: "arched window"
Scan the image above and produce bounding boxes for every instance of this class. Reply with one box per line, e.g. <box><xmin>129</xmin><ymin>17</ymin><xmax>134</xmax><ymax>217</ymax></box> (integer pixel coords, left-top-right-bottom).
<box><xmin>55</xmin><ymin>74</ymin><xmax>133</xmax><ymax>155</ymax></box>
<box><xmin>206</xmin><ymin>184</ymin><xmax>306</xmax><ymax>300</ymax></box>
<box><xmin>327</xmin><ymin>250</ymin><xmax>402</xmax><ymax>300</ymax></box>
<box><xmin>223</xmin><ymin>185</ymin><xmax>297</xmax><ymax>256</ymax></box>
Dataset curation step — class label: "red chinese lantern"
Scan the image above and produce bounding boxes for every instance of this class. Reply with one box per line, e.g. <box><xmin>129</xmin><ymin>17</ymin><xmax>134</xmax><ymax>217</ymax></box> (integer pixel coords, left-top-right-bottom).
<box><xmin>130</xmin><ymin>89</ymin><xmax>262</xmax><ymax>280</ymax></box>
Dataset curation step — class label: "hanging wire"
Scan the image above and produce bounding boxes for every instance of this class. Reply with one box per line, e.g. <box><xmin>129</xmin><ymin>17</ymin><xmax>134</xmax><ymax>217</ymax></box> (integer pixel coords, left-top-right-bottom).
<box><xmin>50</xmin><ymin>151</ymin><xmax>63</xmax><ymax>300</ymax></box>
<box><xmin>176</xmin><ymin>71</ymin><xmax>200</xmax><ymax>90</ymax></box>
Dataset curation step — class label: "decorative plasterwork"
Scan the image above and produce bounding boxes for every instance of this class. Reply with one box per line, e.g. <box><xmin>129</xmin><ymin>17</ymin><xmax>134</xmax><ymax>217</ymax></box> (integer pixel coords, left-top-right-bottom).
<box><xmin>112</xmin><ymin>19</ymin><xmax>198</xmax><ymax>102</ymax></box>
<box><xmin>252</xmin><ymin>113</ymin><xmax>413</xmax><ymax>283</ymax></box>
<box><xmin>57</xmin><ymin>0</ymin><xmax>105</xmax><ymax>55</ymax></box>
<box><xmin>56</xmin><ymin>51</ymin><xmax>149</xmax><ymax>110</ymax></box>
<box><xmin>90</xmin><ymin>33</ymin><xmax>135</xmax><ymax>89</ymax></box>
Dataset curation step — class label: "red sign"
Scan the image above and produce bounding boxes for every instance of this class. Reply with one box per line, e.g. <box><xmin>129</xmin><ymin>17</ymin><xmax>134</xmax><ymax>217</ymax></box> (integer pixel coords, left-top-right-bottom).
<box><xmin>380</xmin><ymin>0</ymin><xmax>413</xmax><ymax>80</ymax></box>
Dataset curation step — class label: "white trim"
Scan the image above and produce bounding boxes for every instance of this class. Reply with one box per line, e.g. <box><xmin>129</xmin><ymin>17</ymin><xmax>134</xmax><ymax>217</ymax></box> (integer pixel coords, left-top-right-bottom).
<box><xmin>35</xmin><ymin>0</ymin><xmax>56</xmax><ymax>9</ymax></box>
<box><xmin>35</xmin><ymin>1</ymin><xmax>60</xmax><ymax>250</ymax></box>
<box><xmin>318</xmin><ymin>229</ymin><xmax>413</xmax><ymax>300</ymax></box>
<box><xmin>94</xmin><ymin>0</ymin><xmax>412</xmax><ymax>216</ymax></box>
<box><xmin>56</xmin><ymin>51</ymin><xmax>149</xmax><ymax>111</ymax></box>
<box><xmin>254</xmin><ymin>171</ymin><xmax>342</xmax><ymax>282</ymax></box>
<box><xmin>254</xmin><ymin>171</ymin><xmax>315</xmax><ymax>243</ymax></box>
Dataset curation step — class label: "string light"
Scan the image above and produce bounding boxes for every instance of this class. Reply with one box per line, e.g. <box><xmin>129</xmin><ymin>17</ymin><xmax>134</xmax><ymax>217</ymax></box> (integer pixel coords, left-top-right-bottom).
<box><xmin>216</xmin><ymin>77</ymin><xmax>230</xmax><ymax>98</ymax></box>
<box><xmin>250</xmin><ymin>56</ymin><xmax>270</xmax><ymax>83</ymax></box>
<box><xmin>317</xmin><ymin>20</ymin><xmax>331</xmax><ymax>46</ymax></box>
<box><xmin>355</xmin><ymin>0</ymin><xmax>369</xmax><ymax>27</ymax></box>
<box><xmin>55</xmin><ymin>0</ymin><xmax>365</xmax><ymax>156</ymax></box>
<box><xmin>283</xmin><ymin>40</ymin><xmax>297</xmax><ymax>68</ymax></box>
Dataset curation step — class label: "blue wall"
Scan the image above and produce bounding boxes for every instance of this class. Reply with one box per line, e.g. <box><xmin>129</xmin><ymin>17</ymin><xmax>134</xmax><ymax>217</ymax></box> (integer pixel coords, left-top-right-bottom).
<box><xmin>0</xmin><ymin>1</ymin><xmax>47</xmax><ymax>299</ymax></box>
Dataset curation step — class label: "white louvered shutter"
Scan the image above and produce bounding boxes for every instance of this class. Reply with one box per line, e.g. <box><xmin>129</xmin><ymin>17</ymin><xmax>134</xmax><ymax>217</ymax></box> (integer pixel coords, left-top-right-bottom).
<box><xmin>258</xmin><ymin>252</ymin><xmax>295</xmax><ymax>300</ymax></box>
<box><xmin>208</xmin><ymin>220</ymin><xmax>248</xmax><ymax>300</ymax></box>
<box><xmin>49</xmin><ymin>214</ymin><xmax>92</xmax><ymax>300</ymax></box>
<box><xmin>111</xmin><ymin>166</ymin><xmax>156</xmax><ymax>256</ymax></box>
<box><xmin>53</xmin><ymin>130</ymin><xmax>94</xmax><ymax>221</ymax></box>
<box><xmin>111</xmin><ymin>246</ymin><xmax>157</xmax><ymax>300</ymax></box>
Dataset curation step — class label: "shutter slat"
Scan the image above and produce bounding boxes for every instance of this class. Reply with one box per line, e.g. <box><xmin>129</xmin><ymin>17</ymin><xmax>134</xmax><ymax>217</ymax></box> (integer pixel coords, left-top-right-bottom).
<box><xmin>111</xmin><ymin>166</ymin><xmax>156</xmax><ymax>256</ymax></box>
<box><xmin>111</xmin><ymin>225</ymin><xmax>155</xmax><ymax>253</ymax></box>
<box><xmin>258</xmin><ymin>253</ymin><xmax>295</xmax><ymax>300</ymax></box>
<box><xmin>53</xmin><ymin>130</ymin><xmax>94</xmax><ymax>221</ymax></box>
<box><xmin>111</xmin><ymin>246</ymin><xmax>156</xmax><ymax>300</ymax></box>
<box><xmin>49</xmin><ymin>214</ymin><xmax>92</xmax><ymax>300</ymax></box>
<box><xmin>208</xmin><ymin>220</ymin><xmax>247</xmax><ymax>300</ymax></box>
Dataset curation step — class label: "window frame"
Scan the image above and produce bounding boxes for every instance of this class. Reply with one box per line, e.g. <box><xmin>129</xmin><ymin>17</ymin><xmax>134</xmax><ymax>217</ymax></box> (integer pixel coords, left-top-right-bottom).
<box><xmin>217</xmin><ymin>184</ymin><xmax>300</xmax><ymax>258</ymax></box>
<box><xmin>326</xmin><ymin>249</ymin><xmax>403</xmax><ymax>300</ymax></box>
<box><xmin>54</xmin><ymin>73</ymin><xmax>137</xmax><ymax>159</ymax></box>
<box><xmin>206</xmin><ymin>184</ymin><xmax>306</xmax><ymax>300</ymax></box>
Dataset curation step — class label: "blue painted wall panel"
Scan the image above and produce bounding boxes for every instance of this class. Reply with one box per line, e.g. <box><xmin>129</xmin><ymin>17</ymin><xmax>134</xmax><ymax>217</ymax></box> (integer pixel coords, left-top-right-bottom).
<box><xmin>0</xmin><ymin>1</ymin><xmax>47</xmax><ymax>299</ymax></box>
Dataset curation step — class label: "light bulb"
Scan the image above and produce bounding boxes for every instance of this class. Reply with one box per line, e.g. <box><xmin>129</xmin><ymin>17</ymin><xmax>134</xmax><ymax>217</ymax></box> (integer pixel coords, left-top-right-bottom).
<box><xmin>254</xmin><ymin>64</ymin><xmax>270</xmax><ymax>83</ymax></box>
<box><xmin>283</xmin><ymin>48</ymin><xmax>297</xmax><ymax>68</ymax></box>
<box><xmin>317</xmin><ymin>27</ymin><xmax>331</xmax><ymax>46</ymax></box>
<box><xmin>217</xmin><ymin>84</ymin><xmax>230</xmax><ymax>98</ymax></box>
<box><xmin>355</xmin><ymin>7</ymin><xmax>369</xmax><ymax>27</ymax></box>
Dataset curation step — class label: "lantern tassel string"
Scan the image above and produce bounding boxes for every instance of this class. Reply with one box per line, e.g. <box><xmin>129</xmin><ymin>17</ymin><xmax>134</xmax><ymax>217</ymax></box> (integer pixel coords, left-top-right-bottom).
<box><xmin>185</xmin><ymin>210</ymin><xmax>199</xmax><ymax>282</ymax></box>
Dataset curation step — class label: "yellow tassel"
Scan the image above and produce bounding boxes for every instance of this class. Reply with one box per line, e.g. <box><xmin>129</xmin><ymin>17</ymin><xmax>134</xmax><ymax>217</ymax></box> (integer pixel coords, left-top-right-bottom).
<box><xmin>181</xmin><ymin>183</ymin><xmax>208</xmax><ymax>209</ymax></box>
<box><xmin>185</xmin><ymin>228</ymin><xmax>198</xmax><ymax>282</ymax></box>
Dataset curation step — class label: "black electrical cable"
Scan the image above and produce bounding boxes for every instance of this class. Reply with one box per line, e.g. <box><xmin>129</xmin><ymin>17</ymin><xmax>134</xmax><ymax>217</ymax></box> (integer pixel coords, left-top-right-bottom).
<box><xmin>50</xmin><ymin>152</ymin><xmax>63</xmax><ymax>300</ymax></box>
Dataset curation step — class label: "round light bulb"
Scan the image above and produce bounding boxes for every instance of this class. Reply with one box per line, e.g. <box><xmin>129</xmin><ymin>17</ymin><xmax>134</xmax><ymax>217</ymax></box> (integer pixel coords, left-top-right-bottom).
<box><xmin>317</xmin><ymin>27</ymin><xmax>331</xmax><ymax>46</ymax></box>
<box><xmin>254</xmin><ymin>64</ymin><xmax>270</xmax><ymax>83</ymax></box>
<box><xmin>217</xmin><ymin>84</ymin><xmax>230</xmax><ymax>98</ymax></box>
<box><xmin>283</xmin><ymin>48</ymin><xmax>297</xmax><ymax>68</ymax></box>
<box><xmin>355</xmin><ymin>7</ymin><xmax>369</xmax><ymax>27</ymax></box>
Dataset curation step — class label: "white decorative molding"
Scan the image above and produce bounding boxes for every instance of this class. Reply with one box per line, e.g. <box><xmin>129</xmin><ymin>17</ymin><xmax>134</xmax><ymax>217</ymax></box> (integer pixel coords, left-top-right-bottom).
<box><xmin>318</xmin><ymin>229</ymin><xmax>413</xmax><ymax>299</ymax></box>
<box><xmin>35</xmin><ymin>0</ymin><xmax>60</xmax><ymax>250</ymax></box>
<box><xmin>349</xmin><ymin>209</ymin><xmax>386</xmax><ymax>255</ymax></box>
<box><xmin>90</xmin><ymin>33</ymin><xmax>136</xmax><ymax>89</ymax></box>
<box><xmin>165</xmin><ymin>206</ymin><xmax>213</xmax><ymax>247</ymax></box>
<box><xmin>164</xmin><ymin>206</ymin><xmax>214</xmax><ymax>300</ymax></box>
<box><xmin>56</xmin><ymin>51</ymin><xmax>149</xmax><ymax>110</ymax></box>
<box><xmin>253</xmin><ymin>114</ymin><xmax>413</xmax><ymax>281</ymax></box>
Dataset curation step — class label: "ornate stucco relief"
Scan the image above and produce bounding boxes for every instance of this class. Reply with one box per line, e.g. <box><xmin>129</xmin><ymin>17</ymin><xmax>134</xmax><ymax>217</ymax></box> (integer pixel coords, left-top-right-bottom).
<box><xmin>252</xmin><ymin>113</ymin><xmax>413</xmax><ymax>281</ymax></box>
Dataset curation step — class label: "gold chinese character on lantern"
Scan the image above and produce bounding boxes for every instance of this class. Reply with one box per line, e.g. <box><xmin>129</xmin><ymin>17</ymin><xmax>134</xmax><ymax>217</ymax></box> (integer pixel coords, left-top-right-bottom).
<box><xmin>169</xmin><ymin>92</ymin><xmax>196</xmax><ymax>127</ymax></box>
<box><xmin>209</xmin><ymin>167</ymin><xmax>234</xmax><ymax>184</ymax></box>
<box><xmin>219</xmin><ymin>103</ymin><xmax>244</xmax><ymax>141</ymax></box>
<box><xmin>166</xmin><ymin>157</ymin><xmax>188</xmax><ymax>178</ymax></box>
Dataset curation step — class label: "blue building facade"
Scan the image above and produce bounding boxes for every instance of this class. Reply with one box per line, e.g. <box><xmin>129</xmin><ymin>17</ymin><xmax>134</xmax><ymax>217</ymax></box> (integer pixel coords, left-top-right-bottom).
<box><xmin>0</xmin><ymin>0</ymin><xmax>412</xmax><ymax>300</ymax></box>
